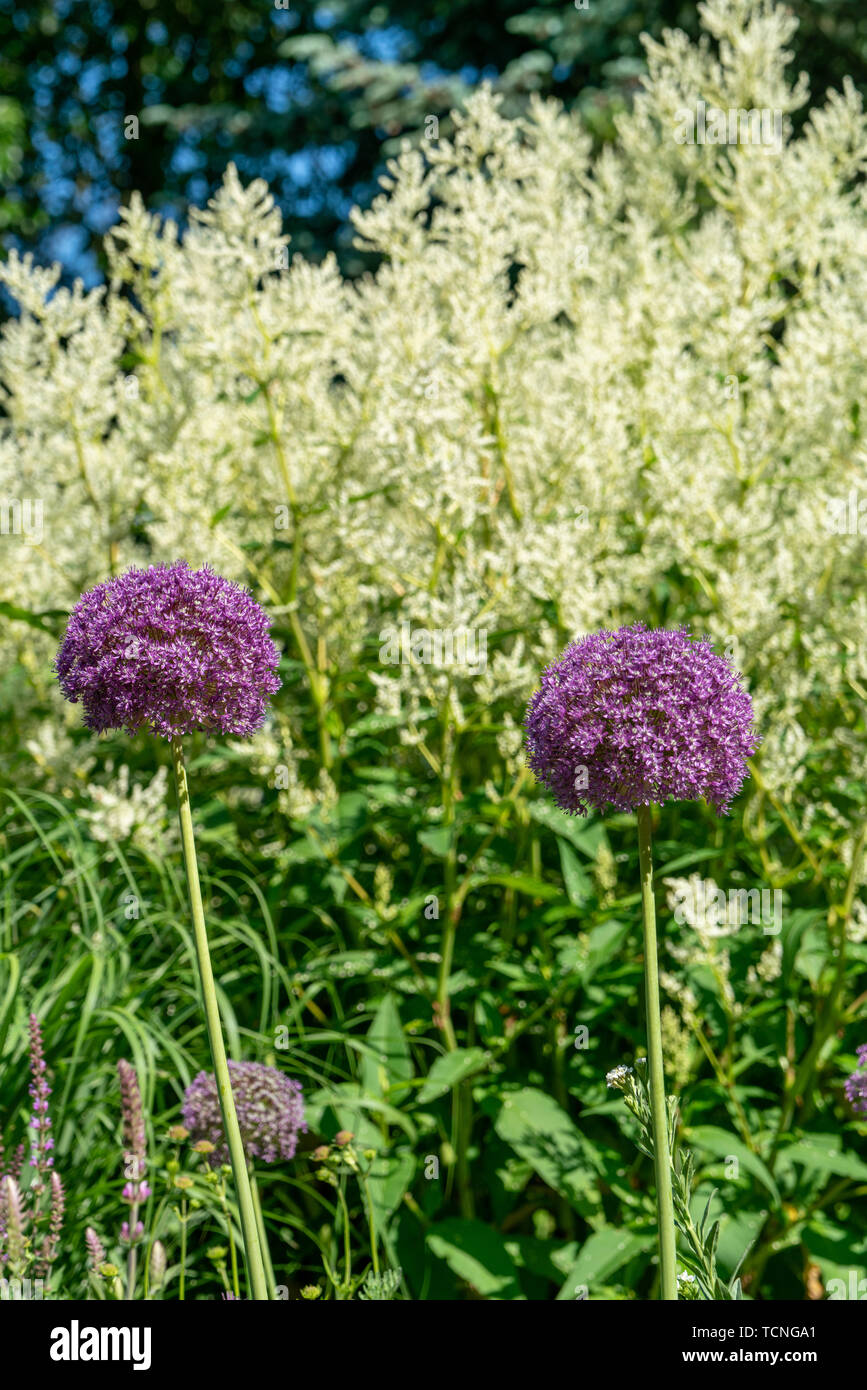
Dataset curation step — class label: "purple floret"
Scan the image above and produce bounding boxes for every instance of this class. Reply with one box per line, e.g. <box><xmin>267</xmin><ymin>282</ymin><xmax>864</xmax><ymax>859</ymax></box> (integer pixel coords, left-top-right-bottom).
<box><xmin>845</xmin><ymin>1045</ymin><xmax>867</xmax><ymax>1117</ymax></box>
<box><xmin>183</xmin><ymin>1061</ymin><xmax>307</xmax><ymax>1165</ymax></box>
<box><xmin>55</xmin><ymin>560</ymin><xmax>281</xmax><ymax>739</ymax></box>
<box><xmin>524</xmin><ymin>623</ymin><xmax>759</xmax><ymax>816</ymax></box>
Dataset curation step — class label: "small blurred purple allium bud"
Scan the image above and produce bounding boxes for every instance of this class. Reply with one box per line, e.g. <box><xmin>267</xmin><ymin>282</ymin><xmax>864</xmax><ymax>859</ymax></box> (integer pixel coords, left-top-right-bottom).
<box><xmin>183</xmin><ymin>1061</ymin><xmax>306</xmax><ymax>1165</ymax></box>
<box><xmin>54</xmin><ymin>560</ymin><xmax>281</xmax><ymax>739</ymax></box>
<box><xmin>524</xmin><ymin>624</ymin><xmax>759</xmax><ymax>816</ymax></box>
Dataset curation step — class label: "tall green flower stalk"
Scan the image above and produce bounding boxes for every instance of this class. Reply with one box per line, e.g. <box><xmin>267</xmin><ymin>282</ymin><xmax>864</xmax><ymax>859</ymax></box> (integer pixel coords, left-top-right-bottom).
<box><xmin>524</xmin><ymin>624</ymin><xmax>759</xmax><ymax>1301</ymax></box>
<box><xmin>636</xmin><ymin>804</ymin><xmax>677</xmax><ymax>1299</ymax></box>
<box><xmin>55</xmin><ymin>561</ymin><xmax>284</xmax><ymax>1301</ymax></box>
<box><xmin>172</xmin><ymin>739</ymin><xmax>269</xmax><ymax>1301</ymax></box>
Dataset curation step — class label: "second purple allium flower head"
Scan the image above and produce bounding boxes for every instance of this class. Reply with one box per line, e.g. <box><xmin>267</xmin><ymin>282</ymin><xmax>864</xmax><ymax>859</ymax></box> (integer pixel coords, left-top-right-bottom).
<box><xmin>524</xmin><ymin>623</ymin><xmax>759</xmax><ymax>816</ymax></box>
<box><xmin>183</xmin><ymin>1062</ymin><xmax>306</xmax><ymax>1166</ymax></box>
<box><xmin>54</xmin><ymin>560</ymin><xmax>281</xmax><ymax>739</ymax></box>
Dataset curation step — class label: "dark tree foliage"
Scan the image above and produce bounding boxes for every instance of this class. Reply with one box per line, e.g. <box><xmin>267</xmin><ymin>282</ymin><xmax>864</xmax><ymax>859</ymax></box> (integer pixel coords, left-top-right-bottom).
<box><xmin>1</xmin><ymin>0</ymin><xmax>866</xmax><ymax>279</ymax></box>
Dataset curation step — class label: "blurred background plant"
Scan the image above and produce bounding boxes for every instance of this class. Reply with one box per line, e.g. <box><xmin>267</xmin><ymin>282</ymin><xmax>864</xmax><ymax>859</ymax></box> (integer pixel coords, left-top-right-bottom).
<box><xmin>1</xmin><ymin>0</ymin><xmax>866</xmax><ymax>1299</ymax></box>
<box><xmin>3</xmin><ymin>0</ymin><xmax>867</xmax><ymax>282</ymax></box>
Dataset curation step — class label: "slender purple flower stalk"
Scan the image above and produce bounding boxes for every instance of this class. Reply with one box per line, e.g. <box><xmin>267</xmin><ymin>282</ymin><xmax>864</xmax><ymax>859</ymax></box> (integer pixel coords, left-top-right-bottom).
<box><xmin>117</xmin><ymin>1059</ymin><xmax>149</xmax><ymax>1298</ymax></box>
<box><xmin>33</xmin><ymin>1171</ymin><xmax>65</xmax><ymax>1282</ymax></box>
<box><xmin>0</xmin><ymin>1016</ymin><xmax>65</xmax><ymax>1286</ymax></box>
<box><xmin>118</xmin><ymin>1059</ymin><xmax>146</xmax><ymax>1182</ymax></box>
<box><xmin>85</xmin><ymin>1226</ymin><xmax>105</xmax><ymax>1272</ymax></box>
<box><xmin>845</xmin><ymin>1044</ymin><xmax>867</xmax><ymax>1116</ymax></box>
<box><xmin>183</xmin><ymin>1062</ymin><xmax>307</xmax><ymax>1166</ymax></box>
<box><xmin>28</xmin><ymin>1013</ymin><xmax>54</xmax><ymax>1186</ymax></box>
<box><xmin>54</xmin><ymin>560</ymin><xmax>281</xmax><ymax>739</ymax></box>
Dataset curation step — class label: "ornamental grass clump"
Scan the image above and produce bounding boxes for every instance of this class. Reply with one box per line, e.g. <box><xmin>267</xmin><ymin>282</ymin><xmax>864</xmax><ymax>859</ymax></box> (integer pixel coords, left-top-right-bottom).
<box><xmin>525</xmin><ymin>623</ymin><xmax>758</xmax><ymax>1300</ymax></box>
<box><xmin>55</xmin><ymin>560</ymin><xmax>282</xmax><ymax>1301</ymax></box>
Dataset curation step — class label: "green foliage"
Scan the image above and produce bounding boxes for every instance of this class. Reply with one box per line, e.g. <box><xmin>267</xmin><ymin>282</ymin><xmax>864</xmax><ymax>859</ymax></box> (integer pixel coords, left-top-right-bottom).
<box><xmin>1</xmin><ymin>739</ymin><xmax>865</xmax><ymax>1298</ymax></box>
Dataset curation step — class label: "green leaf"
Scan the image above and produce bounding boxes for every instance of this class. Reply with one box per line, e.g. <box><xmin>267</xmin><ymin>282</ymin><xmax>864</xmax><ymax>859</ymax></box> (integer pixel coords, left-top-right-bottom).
<box><xmin>558</xmin><ymin>839</ymin><xmax>592</xmax><ymax>907</ymax></box>
<box><xmin>686</xmin><ymin>1126</ymin><xmax>780</xmax><ymax>1207</ymax></box>
<box><xmin>556</xmin><ymin>1227</ymin><xmax>654</xmax><ymax>1299</ymax></box>
<box><xmin>723</xmin><ymin>1211</ymin><xmax>765</xmax><ymax>1283</ymax></box>
<box><xmin>366</xmin><ymin>1151</ymin><xmax>416</xmax><ymax>1232</ymax></box>
<box><xmin>780</xmin><ymin>909</ymin><xmax>824</xmax><ymax>984</ymax></box>
<box><xmin>0</xmin><ymin>600</ymin><xmax>67</xmax><ymax>632</ymax></box>
<box><xmin>527</xmin><ymin>801</ymin><xmax>608</xmax><ymax>858</ymax></box>
<box><xmin>475</xmin><ymin>873</ymin><xmax>560</xmax><ymax>900</ymax></box>
<box><xmin>782</xmin><ymin>1135</ymin><xmax>867</xmax><ymax>1181</ymax></box>
<box><xmin>417</xmin><ymin>825</ymin><xmax>453</xmax><ymax>857</ymax></box>
<box><xmin>426</xmin><ymin>1219</ymin><xmax>523</xmax><ymax>1299</ymax></box>
<box><xmin>361</xmin><ymin>993</ymin><xmax>413</xmax><ymax>1099</ymax></box>
<box><xmin>493</xmin><ymin>1087</ymin><xmax>603</xmax><ymax>1219</ymax></box>
<box><xmin>584</xmin><ymin>918</ymin><xmax>630</xmax><ymax>980</ymax></box>
<box><xmin>417</xmin><ymin>1047</ymin><xmax>487</xmax><ymax>1103</ymax></box>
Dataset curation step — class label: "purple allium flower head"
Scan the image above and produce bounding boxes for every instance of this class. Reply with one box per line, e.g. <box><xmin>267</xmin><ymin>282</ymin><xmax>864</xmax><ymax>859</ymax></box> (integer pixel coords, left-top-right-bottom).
<box><xmin>183</xmin><ymin>1062</ymin><xmax>307</xmax><ymax>1166</ymax></box>
<box><xmin>54</xmin><ymin>560</ymin><xmax>281</xmax><ymax>739</ymax></box>
<box><xmin>845</xmin><ymin>1044</ymin><xmax>867</xmax><ymax>1116</ymax></box>
<box><xmin>524</xmin><ymin>624</ymin><xmax>759</xmax><ymax>816</ymax></box>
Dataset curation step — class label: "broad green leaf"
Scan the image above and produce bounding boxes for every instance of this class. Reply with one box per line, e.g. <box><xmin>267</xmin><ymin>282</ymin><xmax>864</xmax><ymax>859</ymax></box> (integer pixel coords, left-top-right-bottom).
<box><xmin>780</xmin><ymin>909</ymin><xmax>824</xmax><ymax>984</ymax></box>
<box><xmin>584</xmin><ymin>918</ymin><xmax>630</xmax><ymax>980</ymax></box>
<box><xmin>556</xmin><ymin>1227</ymin><xmax>654</xmax><ymax>1298</ymax></box>
<box><xmin>426</xmin><ymin>1219</ymin><xmax>523</xmax><ymax>1299</ymax></box>
<box><xmin>656</xmin><ymin>847</ymin><xmax>723</xmax><ymax>877</ymax></box>
<box><xmin>782</xmin><ymin>1136</ymin><xmax>867</xmax><ymax>1182</ymax></box>
<box><xmin>686</xmin><ymin>1126</ymin><xmax>780</xmax><ymax>1207</ymax></box>
<box><xmin>527</xmin><ymin>801</ymin><xmax>608</xmax><ymax>858</ymax></box>
<box><xmin>504</xmin><ymin>1236</ymin><xmax>580</xmax><ymax>1284</ymax></box>
<box><xmin>362</xmin><ymin>993</ymin><xmax>413</xmax><ymax>1099</ymax></box>
<box><xmin>417</xmin><ymin>825</ymin><xmax>453</xmax><ymax>857</ymax></box>
<box><xmin>417</xmin><ymin>1047</ymin><xmax>487</xmax><ymax>1103</ymax></box>
<box><xmin>493</xmin><ymin>1087</ymin><xmax>603</xmax><ymax>1220</ymax></box>
<box><xmin>306</xmin><ymin>1083</ymin><xmax>418</xmax><ymax>1144</ymax></box>
<box><xmin>475</xmin><ymin>873</ymin><xmax>560</xmax><ymax>900</ymax></box>
<box><xmin>704</xmin><ymin>1199</ymin><xmax>767</xmax><ymax>1279</ymax></box>
<box><xmin>558</xmin><ymin>839</ymin><xmax>592</xmax><ymax>907</ymax></box>
<box><xmin>366</xmin><ymin>1151</ymin><xmax>416</xmax><ymax>1232</ymax></box>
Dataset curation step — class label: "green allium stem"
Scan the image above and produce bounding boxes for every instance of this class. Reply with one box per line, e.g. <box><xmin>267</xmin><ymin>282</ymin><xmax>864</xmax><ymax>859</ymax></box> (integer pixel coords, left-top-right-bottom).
<box><xmin>637</xmin><ymin>803</ymin><xmax>678</xmax><ymax>1300</ymax></box>
<box><xmin>250</xmin><ymin>1169</ymin><xmax>276</xmax><ymax>1298</ymax></box>
<box><xmin>171</xmin><ymin>738</ymin><xmax>269</xmax><ymax>1302</ymax></box>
